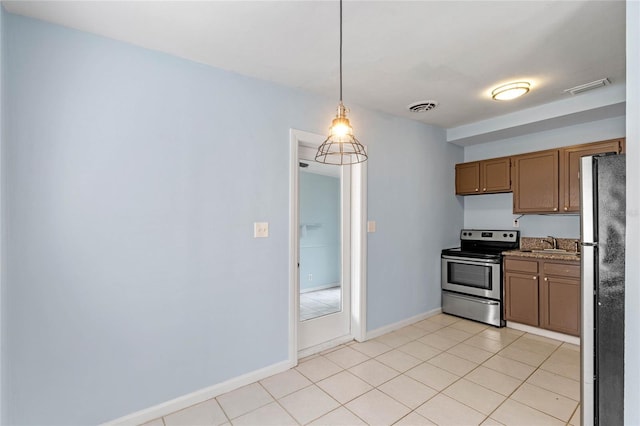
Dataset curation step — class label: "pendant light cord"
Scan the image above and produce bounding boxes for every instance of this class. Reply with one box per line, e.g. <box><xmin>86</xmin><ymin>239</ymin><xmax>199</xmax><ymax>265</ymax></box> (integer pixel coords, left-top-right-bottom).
<box><xmin>339</xmin><ymin>0</ymin><xmax>343</xmax><ymax>103</ymax></box>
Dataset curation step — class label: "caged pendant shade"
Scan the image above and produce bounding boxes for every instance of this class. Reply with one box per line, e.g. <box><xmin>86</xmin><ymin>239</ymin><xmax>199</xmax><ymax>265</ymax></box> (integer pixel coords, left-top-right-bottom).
<box><xmin>315</xmin><ymin>0</ymin><xmax>367</xmax><ymax>165</ymax></box>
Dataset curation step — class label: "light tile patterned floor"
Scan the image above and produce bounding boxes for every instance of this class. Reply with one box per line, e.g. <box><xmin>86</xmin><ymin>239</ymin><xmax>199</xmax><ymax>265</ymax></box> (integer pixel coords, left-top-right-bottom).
<box><xmin>142</xmin><ymin>314</ymin><xmax>581</xmax><ymax>426</ymax></box>
<box><xmin>300</xmin><ymin>287</ymin><xmax>341</xmax><ymax>321</ymax></box>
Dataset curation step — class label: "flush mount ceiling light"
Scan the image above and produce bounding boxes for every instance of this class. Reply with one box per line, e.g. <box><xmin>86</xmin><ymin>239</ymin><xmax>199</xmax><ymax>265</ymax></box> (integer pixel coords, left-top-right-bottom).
<box><xmin>315</xmin><ymin>0</ymin><xmax>367</xmax><ymax>165</ymax></box>
<box><xmin>491</xmin><ymin>82</ymin><xmax>531</xmax><ymax>101</ymax></box>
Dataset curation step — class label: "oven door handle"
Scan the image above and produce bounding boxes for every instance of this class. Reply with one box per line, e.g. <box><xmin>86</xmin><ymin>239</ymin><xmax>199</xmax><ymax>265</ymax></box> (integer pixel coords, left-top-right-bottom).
<box><xmin>441</xmin><ymin>255</ymin><xmax>500</xmax><ymax>266</ymax></box>
<box><xmin>444</xmin><ymin>292</ymin><xmax>500</xmax><ymax>305</ymax></box>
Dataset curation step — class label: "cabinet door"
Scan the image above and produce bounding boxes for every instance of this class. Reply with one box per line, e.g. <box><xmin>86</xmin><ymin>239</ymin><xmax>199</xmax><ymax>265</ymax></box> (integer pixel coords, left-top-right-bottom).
<box><xmin>560</xmin><ymin>139</ymin><xmax>623</xmax><ymax>213</ymax></box>
<box><xmin>455</xmin><ymin>162</ymin><xmax>480</xmax><ymax>195</ymax></box>
<box><xmin>541</xmin><ymin>275</ymin><xmax>580</xmax><ymax>336</ymax></box>
<box><xmin>513</xmin><ymin>150</ymin><xmax>559</xmax><ymax>213</ymax></box>
<box><xmin>504</xmin><ymin>272</ymin><xmax>539</xmax><ymax>326</ymax></box>
<box><xmin>481</xmin><ymin>157</ymin><xmax>511</xmax><ymax>193</ymax></box>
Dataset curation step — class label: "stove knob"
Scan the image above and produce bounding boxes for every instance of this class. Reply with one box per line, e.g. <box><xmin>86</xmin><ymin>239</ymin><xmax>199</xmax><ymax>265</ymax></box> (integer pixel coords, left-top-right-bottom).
<box><xmin>503</xmin><ymin>233</ymin><xmax>507</xmax><ymax>237</ymax></box>
<box><xmin>509</xmin><ymin>233</ymin><xmax>514</xmax><ymax>237</ymax></box>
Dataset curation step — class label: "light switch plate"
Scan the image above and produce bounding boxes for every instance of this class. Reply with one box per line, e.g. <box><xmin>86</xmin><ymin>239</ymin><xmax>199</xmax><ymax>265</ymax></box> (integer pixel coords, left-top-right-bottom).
<box><xmin>367</xmin><ymin>220</ymin><xmax>376</xmax><ymax>233</ymax></box>
<box><xmin>254</xmin><ymin>222</ymin><xmax>269</xmax><ymax>238</ymax></box>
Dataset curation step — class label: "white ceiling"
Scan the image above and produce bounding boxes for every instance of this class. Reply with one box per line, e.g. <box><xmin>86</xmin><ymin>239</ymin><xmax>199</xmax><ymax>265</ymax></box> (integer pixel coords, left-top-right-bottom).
<box><xmin>3</xmin><ymin>0</ymin><xmax>627</xmax><ymax>132</ymax></box>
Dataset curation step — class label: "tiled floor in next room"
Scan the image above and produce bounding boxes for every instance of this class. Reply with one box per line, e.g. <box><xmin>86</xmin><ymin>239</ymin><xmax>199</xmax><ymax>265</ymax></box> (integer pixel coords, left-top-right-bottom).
<box><xmin>300</xmin><ymin>287</ymin><xmax>341</xmax><ymax>321</ymax></box>
<box><xmin>143</xmin><ymin>314</ymin><xmax>581</xmax><ymax>426</ymax></box>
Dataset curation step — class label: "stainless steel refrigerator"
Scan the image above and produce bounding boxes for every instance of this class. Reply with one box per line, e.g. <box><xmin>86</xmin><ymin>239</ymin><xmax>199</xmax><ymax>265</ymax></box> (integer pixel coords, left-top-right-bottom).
<box><xmin>580</xmin><ymin>153</ymin><xmax>626</xmax><ymax>426</ymax></box>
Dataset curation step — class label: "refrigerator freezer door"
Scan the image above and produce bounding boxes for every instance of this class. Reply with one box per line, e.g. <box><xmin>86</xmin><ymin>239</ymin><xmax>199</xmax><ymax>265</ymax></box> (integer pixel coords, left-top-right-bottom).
<box><xmin>594</xmin><ymin>154</ymin><xmax>625</xmax><ymax>425</ymax></box>
<box><xmin>580</xmin><ymin>154</ymin><xmax>626</xmax><ymax>426</ymax></box>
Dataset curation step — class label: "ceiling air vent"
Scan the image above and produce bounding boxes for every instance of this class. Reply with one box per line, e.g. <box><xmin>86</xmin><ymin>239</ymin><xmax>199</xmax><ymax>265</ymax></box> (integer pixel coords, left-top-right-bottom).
<box><xmin>564</xmin><ymin>78</ymin><xmax>610</xmax><ymax>96</ymax></box>
<box><xmin>407</xmin><ymin>100</ymin><xmax>439</xmax><ymax>113</ymax></box>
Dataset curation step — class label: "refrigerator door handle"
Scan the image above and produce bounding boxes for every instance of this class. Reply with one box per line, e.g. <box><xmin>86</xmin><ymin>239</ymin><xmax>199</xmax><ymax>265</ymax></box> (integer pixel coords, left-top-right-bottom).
<box><xmin>581</xmin><ymin>244</ymin><xmax>596</xmax><ymax>426</ymax></box>
<box><xmin>580</xmin><ymin>155</ymin><xmax>597</xmax><ymax>426</ymax></box>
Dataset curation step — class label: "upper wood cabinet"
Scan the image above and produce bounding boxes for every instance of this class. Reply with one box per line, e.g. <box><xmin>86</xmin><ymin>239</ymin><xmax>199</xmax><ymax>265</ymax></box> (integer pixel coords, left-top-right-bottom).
<box><xmin>560</xmin><ymin>138</ymin><xmax>625</xmax><ymax>213</ymax></box>
<box><xmin>454</xmin><ymin>138</ymin><xmax>625</xmax><ymax>214</ymax></box>
<box><xmin>455</xmin><ymin>161</ymin><xmax>480</xmax><ymax>194</ymax></box>
<box><xmin>512</xmin><ymin>149</ymin><xmax>559</xmax><ymax>213</ymax></box>
<box><xmin>455</xmin><ymin>157</ymin><xmax>511</xmax><ymax>195</ymax></box>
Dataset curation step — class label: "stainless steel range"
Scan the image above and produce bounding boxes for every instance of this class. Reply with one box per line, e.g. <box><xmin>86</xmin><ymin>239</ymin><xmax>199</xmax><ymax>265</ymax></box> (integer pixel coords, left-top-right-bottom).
<box><xmin>441</xmin><ymin>229</ymin><xmax>519</xmax><ymax>327</ymax></box>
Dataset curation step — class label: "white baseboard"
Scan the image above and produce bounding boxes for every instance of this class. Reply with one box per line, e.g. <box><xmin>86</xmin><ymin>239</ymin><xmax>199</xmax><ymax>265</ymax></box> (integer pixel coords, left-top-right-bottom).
<box><xmin>300</xmin><ymin>283</ymin><xmax>339</xmax><ymax>294</ymax></box>
<box><xmin>507</xmin><ymin>321</ymin><xmax>581</xmax><ymax>345</ymax></box>
<box><xmin>104</xmin><ymin>308</ymin><xmax>449</xmax><ymax>425</ymax></box>
<box><xmin>104</xmin><ymin>359</ymin><xmax>295</xmax><ymax>426</ymax></box>
<box><xmin>364</xmin><ymin>308</ymin><xmax>442</xmax><ymax>341</ymax></box>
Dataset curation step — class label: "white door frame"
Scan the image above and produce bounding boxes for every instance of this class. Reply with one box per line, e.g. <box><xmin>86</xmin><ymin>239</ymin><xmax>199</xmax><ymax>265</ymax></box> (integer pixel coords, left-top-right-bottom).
<box><xmin>297</xmin><ymin>144</ymin><xmax>351</xmax><ymax>352</ymax></box>
<box><xmin>289</xmin><ymin>128</ymin><xmax>367</xmax><ymax>364</ymax></box>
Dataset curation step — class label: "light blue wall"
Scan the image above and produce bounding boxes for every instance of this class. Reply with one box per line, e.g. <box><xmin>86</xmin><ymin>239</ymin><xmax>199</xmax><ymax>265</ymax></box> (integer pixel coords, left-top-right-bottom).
<box><xmin>462</xmin><ymin>116</ymin><xmax>625</xmax><ymax>238</ymax></box>
<box><xmin>365</xmin><ymin>120</ymin><xmax>463</xmax><ymax>330</ymax></box>
<box><xmin>299</xmin><ymin>172</ymin><xmax>340</xmax><ymax>292</ymax></box>
<box><xmin>0</xmin><ymin>6</ymin><xmax>5</xmax><ymax>423</ymax></box>
<box><xmin>1</xmin><ymin>13</ymin><xmax>463</xmax><ymax>425</ymax></box>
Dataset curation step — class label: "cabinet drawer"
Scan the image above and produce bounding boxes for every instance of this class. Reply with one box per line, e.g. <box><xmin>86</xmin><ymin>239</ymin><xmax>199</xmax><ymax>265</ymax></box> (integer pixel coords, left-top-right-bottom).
<box><xmin>544</xmin><ymin>262</ymin><xmax>580</xmax><ymax>278</ymax></box>
<box><xmin>504</xmin><ymin>258</ymin><xmax>539</xmax><ymax>274</ymax></box>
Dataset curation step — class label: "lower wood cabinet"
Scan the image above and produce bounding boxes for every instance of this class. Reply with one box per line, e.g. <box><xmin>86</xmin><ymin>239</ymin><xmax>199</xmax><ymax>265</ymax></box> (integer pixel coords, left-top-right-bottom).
<box><xmin>504</xmin><ymin>259</ymin><xmax>540</xmax><ymax>326</ymax></box>
<box><xmin>504</xmin><ymin>256</ymin><xmax>580</xmax><ymax>336</ymax></box>
<box><xmin>540</xmin><ymin>261</ymin><xmax>581</xmax><ymax>335</ymax></box>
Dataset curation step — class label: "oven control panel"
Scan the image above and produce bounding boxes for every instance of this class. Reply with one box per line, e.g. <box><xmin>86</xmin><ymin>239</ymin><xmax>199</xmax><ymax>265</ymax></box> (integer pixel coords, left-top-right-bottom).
<box><xmin>460</xmin><ymin>229</ymin><xmax>519</xmax><ymax>243</ymax></box>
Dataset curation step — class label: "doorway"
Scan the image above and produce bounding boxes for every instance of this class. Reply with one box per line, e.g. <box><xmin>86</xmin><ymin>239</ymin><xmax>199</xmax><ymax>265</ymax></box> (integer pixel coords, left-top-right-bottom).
<box><xmin>289</xmin><ymin>129</ymin><xmax>367</xmax><ymax>360</ymax></box>
<box><xmin>298</xmin><ymin>160</ymin><xmax>343</xmax><ymax>321</ymax></box>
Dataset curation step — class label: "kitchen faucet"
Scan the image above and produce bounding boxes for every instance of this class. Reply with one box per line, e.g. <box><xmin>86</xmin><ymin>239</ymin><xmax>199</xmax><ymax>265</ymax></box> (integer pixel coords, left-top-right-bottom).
<box><xmin>543</xmin><ymin>235</ymin><xmax>558</xmax><ymax>249</ymax></box>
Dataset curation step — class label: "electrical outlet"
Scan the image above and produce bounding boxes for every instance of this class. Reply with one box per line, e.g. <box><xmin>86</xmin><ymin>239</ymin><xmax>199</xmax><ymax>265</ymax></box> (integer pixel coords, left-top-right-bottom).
<box><xmin>254</xmin><ymin>222</ymin><xmax>269</xmax><ymax>238</ymax></box>
<box><xmin>513</xmin><ymin>218</ymin><xmax>520</xmax><ymax>228</ymax></box>
<box><xmin>308</xmin><ymin>273</ymin><xmax>313</xmax><ymax>281</ymax></box>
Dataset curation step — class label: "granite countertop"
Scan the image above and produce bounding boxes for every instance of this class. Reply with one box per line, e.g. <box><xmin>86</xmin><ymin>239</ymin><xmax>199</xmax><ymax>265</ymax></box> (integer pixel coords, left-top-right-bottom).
<box><xmin>502</xmin><ymin>249</ymin><xmax>580</xmax><ymax>261</ymax></box>
<box><xmin>502</xmin><ymin>236</ymin><xmax>581</xmax><ymax>261</ymax></box>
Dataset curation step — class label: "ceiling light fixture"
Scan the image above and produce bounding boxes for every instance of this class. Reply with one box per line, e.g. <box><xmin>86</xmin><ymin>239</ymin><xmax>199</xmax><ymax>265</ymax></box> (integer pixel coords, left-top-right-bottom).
<box><xmin>491</xmin><ymin>82</ymin><xmax>531</xmax><ymax>101</ymax></box>
<box><xmin>315</xmin><ymin>0</ymin><xmax>367</xmax><ymax>165</ymax></box>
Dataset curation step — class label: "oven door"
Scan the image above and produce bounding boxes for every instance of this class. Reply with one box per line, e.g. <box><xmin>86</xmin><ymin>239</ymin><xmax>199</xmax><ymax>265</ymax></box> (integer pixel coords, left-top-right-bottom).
<box><xmin>441</xmin><ymin>255</ymin><xmax>501</xmax><ymax>300</ymax></box>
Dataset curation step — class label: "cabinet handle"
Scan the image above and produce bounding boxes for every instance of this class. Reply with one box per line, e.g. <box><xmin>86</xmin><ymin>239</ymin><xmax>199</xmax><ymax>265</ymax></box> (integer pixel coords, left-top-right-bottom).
<box><xmin>533</xmin><ymin>276</ymin><xmax>537</xmax><ymax>280</ymax></box>
<box><xmin>544</xmin><ymin>277</ymin><xmax>548</xmax><ymax>281</ymax></box>
<box><xmin>475</xmin><ymin>188</ymin><xmax>479</xmax><ymax>192</ymax></box>
<box><xmin>564</xmin><ymin>207</ymin><xmax>568</xmax><ymax>211</ymax></box>
<box><xmin>553</xmin><ymin>207</ymin><xmax>558</xmax><ymax>211</ymax></box>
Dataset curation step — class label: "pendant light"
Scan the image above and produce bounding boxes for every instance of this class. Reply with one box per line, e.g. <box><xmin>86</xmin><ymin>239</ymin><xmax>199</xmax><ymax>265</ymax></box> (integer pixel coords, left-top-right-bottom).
<box><xmin>315</xmin><ymin>0</ymin><xmax>367</xmax><ymax>165</ymax></box>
